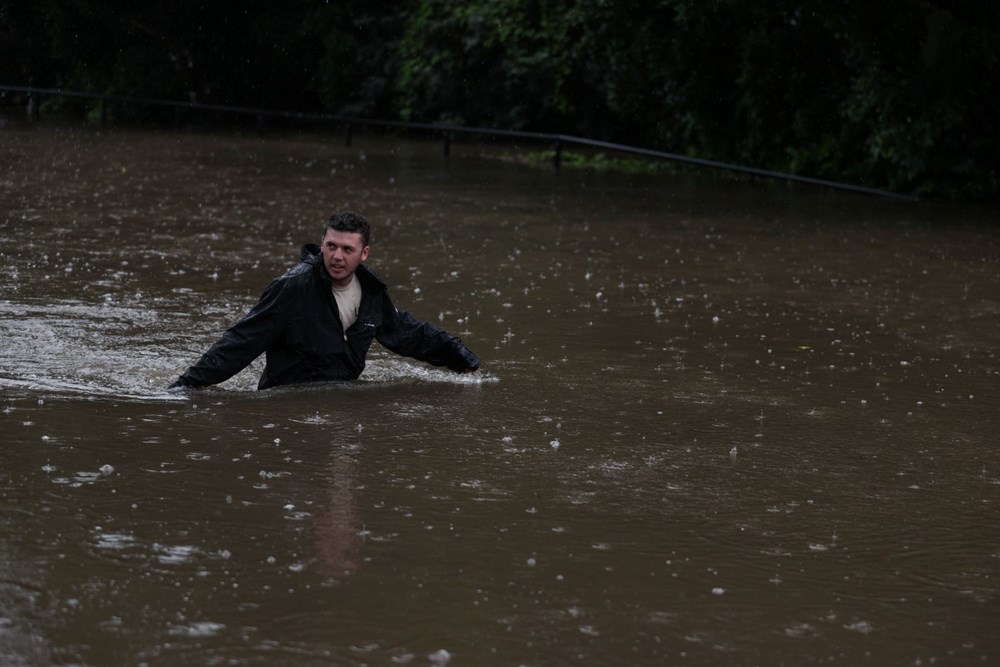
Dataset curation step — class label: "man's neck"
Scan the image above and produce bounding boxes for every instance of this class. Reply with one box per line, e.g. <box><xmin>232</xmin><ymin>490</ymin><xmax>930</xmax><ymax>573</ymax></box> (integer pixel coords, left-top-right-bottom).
<box><xmin>331</xmin><ymin>272</ymin><xmax>356</xmax><ymax>290</ymax></box>
<box><xmin>332</xmin><ymin>273</ymin><xmax>355</xmax><ymax>290</ymax></box>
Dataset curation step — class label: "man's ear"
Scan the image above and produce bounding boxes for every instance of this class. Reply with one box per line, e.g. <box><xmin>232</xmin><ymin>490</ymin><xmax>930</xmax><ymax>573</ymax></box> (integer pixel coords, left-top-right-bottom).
<box><xmin>360</xmin><ymin>246</ymin><xmax>370</xmax><ymax>262</ymax></box>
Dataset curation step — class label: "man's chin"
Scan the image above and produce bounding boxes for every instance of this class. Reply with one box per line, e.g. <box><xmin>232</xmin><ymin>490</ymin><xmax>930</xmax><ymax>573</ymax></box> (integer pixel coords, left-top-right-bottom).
<box><xmin>327</xmin><ymin>267</ymin><xmax>351</xmax><ymax>283</ymax></box>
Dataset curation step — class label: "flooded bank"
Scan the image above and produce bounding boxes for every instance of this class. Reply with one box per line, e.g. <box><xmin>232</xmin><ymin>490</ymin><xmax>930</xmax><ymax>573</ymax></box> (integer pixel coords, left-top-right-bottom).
<box><xmin>1</xmin><ymin>124</ymin><xmax>998</xmax><ymax>665</ymax></box>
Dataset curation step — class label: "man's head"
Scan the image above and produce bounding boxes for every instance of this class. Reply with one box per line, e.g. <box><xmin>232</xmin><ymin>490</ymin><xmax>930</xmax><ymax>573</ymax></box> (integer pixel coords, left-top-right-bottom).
<box><xmin>325</xmin><ymin>212</ymin><xmax>371</xmax><ymax>247</ymax></box>
<box><xmin>321</xmin><ymin>212</ymin><xmax>370</xmax><ymax>287</ymax></box>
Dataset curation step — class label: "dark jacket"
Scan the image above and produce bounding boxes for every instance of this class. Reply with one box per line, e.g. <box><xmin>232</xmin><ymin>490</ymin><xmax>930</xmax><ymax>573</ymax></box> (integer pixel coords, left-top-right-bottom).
<box><xmin>174</xmin><ymin>244</ymin><xmax>480</xmax><ymax>390</ymax></box>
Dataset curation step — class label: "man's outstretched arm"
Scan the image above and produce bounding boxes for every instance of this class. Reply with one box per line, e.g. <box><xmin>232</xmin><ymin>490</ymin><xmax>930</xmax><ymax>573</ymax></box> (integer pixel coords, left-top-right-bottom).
<box><xmin>170</xmin><ymin>280</ymin><xmax>287</xmax><ymax>389</ymax></box>
<box><xmin>376</xmin><ymin>303</ymin><xmax>480</xmax><ymax>373</ymax></box>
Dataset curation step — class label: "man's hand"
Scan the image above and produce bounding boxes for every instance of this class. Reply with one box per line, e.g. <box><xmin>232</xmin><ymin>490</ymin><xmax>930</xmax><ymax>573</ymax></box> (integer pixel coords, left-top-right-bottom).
<box><xmin>167</xmin><ymin>378</ymin><xmax>198</xmax><ymax>393</ymax></box>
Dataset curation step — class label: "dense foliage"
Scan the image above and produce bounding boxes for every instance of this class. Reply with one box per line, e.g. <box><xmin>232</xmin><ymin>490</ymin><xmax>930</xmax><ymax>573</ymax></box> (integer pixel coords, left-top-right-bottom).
<box><xmin>1</xmin><ymin>0</ymin><xmax>996</xmax><ymax>199</ymax></box>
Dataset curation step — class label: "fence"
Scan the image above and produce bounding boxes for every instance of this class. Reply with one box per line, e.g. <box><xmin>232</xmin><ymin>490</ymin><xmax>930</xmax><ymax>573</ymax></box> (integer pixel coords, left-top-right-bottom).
<box><xmin>1</xmin><ymin>84</ymin><xmax>915</xmax><ymax>201</ymax></box>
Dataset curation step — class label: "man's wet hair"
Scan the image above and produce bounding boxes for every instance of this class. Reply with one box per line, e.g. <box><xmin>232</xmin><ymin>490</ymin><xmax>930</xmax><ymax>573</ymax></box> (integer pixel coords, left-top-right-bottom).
<box><xmin>325</xmin><ymin>212</ymin><xmax>371</xmax><ymax>247</ymax></box>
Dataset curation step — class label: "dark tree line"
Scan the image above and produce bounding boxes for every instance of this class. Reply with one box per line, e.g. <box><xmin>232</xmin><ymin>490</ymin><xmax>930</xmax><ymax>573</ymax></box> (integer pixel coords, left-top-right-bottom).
<box><xmin>1</xmin><ymin>0</ymin><xmax>996</xmax><ymax>199</ymax></box>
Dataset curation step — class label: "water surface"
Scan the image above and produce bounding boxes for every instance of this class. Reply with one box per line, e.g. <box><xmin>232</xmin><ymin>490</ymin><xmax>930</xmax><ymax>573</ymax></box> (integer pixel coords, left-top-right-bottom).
<box><xmin>1</xmin><ymin>124</ymin><xmax>998</xmax><ymax>665</ymax></box>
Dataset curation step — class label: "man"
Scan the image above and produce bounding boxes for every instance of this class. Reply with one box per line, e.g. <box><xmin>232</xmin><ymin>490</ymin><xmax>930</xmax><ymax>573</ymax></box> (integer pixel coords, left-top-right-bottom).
<box><xmin>169</xmin><ymin>212</ymin><xmax>480</xmax><ymax>391</ymax></box>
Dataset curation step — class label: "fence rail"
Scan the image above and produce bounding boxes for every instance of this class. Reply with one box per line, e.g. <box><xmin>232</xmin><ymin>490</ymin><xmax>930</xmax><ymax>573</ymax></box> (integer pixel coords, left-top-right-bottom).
<box><xmin>0</xmin><ymin>84</ymin><xmax>916</xmax><ymax>201</ymax></box>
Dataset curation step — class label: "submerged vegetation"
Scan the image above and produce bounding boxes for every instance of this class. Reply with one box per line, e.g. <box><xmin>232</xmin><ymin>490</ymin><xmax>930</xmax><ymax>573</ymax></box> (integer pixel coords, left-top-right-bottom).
<box><xmin>1</xmin><ymin>0</ymin><xmax>997</xmax><ymax>200</ymax></box>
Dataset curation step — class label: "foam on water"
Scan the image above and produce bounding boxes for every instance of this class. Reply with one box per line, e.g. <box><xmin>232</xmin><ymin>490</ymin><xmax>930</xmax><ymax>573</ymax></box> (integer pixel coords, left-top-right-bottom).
<box><xmin>0</xmin><ymin>297</ymin><xmax>495</xmax><ymax>402</ymax></box>
<box><xmin>0</xmin><ymin>297</ymin><xmax>191</xmax><ymax>400</ymax></box>
<box><xmin>361</xmin><ymin>356</ymin><xmax>497</xmax><ymax>386</ymax></box>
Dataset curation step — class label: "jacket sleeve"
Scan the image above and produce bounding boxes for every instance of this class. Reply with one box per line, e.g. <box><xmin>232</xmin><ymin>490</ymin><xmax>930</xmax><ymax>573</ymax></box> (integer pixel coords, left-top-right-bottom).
<box><xmin>172</xmin><ymin>278</ymin><xmax>289</xmax><ymax>388</ymax></box>
<box><xmin>375</xmin><ymin>292</ymin><xmax>480</xmax><ymax>372</ymax></box>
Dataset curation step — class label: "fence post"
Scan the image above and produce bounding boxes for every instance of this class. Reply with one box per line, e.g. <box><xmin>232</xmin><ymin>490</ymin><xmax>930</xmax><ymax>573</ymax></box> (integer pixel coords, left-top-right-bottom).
<box><xmin>26</xmin><ymin>94</ymin><xmax>38</xmax><ymax>122</ymax></box>
<box><xmin>553</xmin><ymin>140</ymin><xmax>562</xmax><ymax>169</ymax></box>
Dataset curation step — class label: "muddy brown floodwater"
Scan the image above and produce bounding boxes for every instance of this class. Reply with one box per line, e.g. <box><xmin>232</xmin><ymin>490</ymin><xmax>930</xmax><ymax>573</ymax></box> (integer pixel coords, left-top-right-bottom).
<box><xmin>1</xmin><ymin>123</ymin><xmax>998</xmax><ymax>666</ymax></box>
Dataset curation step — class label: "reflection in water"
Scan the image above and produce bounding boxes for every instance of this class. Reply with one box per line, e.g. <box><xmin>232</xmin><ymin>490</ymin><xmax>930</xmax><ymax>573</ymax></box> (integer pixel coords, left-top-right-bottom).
<box><xmin>0</xmin><ymin>125</ymin><xmax>998</xmax><ymax>665</ymax></box>
<box><xmin>314</xmin><ymin>436</ymin><xmax>362</xmax><ymax>575</ymax></box>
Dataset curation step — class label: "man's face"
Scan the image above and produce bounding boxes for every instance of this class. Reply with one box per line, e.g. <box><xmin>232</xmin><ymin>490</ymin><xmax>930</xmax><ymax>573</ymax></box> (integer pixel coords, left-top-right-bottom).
<box><xmin>321</xmin><ymin>228</ymin><xmax>369</xmax><ymax>287</ymax></box>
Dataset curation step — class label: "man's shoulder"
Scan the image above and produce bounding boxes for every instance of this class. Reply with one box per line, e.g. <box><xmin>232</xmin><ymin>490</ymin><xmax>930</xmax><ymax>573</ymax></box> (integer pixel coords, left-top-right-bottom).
<box><xmin>281</xmin><ymin>244</ymin><xmax>322</xmax><ymax>280</ymax></box>
<box><xmin>274</xmin><ymin>261</ymin><xmax>314</xmax><ymax>287</ymax></box>
<box><xmin>265</xmin><ymin>250</ymin><xmax>320</xmax><ymax>296</ymax></box>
